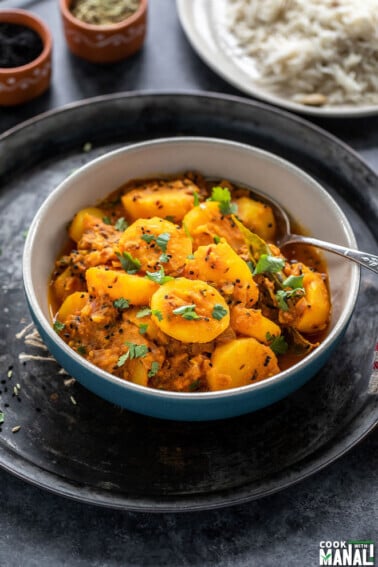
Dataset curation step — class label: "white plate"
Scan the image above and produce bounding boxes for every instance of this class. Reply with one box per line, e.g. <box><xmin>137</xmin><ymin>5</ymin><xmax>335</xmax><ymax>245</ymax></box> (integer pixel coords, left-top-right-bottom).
<box><xmin>176</xmin><ymin>0</ymin><xmax>378</xmax><ymax>118</ymax></box>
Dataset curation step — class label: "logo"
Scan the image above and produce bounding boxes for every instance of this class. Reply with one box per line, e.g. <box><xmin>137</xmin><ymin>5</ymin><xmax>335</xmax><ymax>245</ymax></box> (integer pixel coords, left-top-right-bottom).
<box><xmin>319</xmin><ymin>541</ymin><xmax>375</xmax><ymax>566</ymax></box>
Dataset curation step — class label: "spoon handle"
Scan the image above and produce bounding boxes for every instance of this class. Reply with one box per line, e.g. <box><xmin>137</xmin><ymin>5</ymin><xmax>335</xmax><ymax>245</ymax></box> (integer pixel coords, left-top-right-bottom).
<box><xmin>281</xmin><ymin>235</ymin><xmax>378</xmax><ymax>274</ymax></box>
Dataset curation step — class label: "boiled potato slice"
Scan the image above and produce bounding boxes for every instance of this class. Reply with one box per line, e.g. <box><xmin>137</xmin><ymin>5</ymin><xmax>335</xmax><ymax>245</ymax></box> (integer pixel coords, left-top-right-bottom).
<box><xmin>86</xmin><ymin>267</ymin><xmax>158</xmax><ymax>305</ymax></box>
<box><xmin>182</xmin><ymin>201</ymin><xmax>245</xmax><ymax>251</ymax></box>
<box><xmin>235</xmin><ymin>197</ymin><xmax>276</xmax><ymax>241</ymax></box>
<box><xmin>53</xmin><ymin>266</ymin><xmax>86</xmax><ymax>303</ymax></box>
<box><xmin>230</xmin><ymin>305</ymin><xmax>281</xmax><ymax>343</ymax></box>
<box><xmin>150</xmin><ymin>277</ymin><xmax>230</xmax><ymax>343</ymax></box>
<box><xmin>68</xmin><ymin>207</ymin><xmax>104</xmax><ymax>243</ymax></box>
<box><xmin>118</xmin><ymin>217</ymin><xmax>192</xmax><ymax>273</ymax></box>
<box><xmin>295</xmin><ymin>270</ymin><xmax>331</xmax><ymax>333</ymax></box>
<box><xmin>207</xmin><ymin>337</ymin><xmax>279</xmax><ymax>391</ymax></box>
<box><xmin>121</xmin><ymin>178</ymin><xmax>198</xmax><ymax>223</ymax></box>
<box><xmin>184</xmin><ymin>240</ymin><xmax>259</xmax><ymax>307</ymax></box>
<box><xmin>57</xmin><ymin>291</ymin><xmax>89</xmax><ymax>322</ymax></box>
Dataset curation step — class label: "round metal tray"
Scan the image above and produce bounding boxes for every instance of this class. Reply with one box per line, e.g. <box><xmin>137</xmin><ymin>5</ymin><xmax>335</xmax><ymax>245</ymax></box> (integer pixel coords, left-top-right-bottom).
<box><xmin>0</xmin><ymin>92</ymin><xmax>377</xmax><ymax>512</ymax></box>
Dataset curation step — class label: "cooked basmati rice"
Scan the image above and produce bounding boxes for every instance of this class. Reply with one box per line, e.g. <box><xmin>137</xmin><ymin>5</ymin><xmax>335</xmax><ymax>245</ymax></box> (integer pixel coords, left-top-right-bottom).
<box><xmin>227</xmin><ymin>0</ymin><xmax>378</xmax><ymax>106</ymax></box>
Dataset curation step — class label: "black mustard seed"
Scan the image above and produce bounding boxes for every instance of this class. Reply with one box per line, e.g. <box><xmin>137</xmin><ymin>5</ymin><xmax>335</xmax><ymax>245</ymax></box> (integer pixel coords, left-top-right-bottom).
<box><xmin>0</xmin><ymin>23</ymin><xmax>44</xmax><ymax>68</ymax></box>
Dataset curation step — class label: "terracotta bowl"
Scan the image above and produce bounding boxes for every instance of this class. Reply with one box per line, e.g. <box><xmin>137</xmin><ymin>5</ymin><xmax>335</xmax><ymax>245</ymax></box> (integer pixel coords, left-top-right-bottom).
<box><xmin>59</xmin><ymin>0</ymin><xmax>148</xmax><ymax>63</ymax></box>
<box><xmin>0</xmin><ymin>10</ymin><xmax>52</xmax><ymax>106</ymax></box>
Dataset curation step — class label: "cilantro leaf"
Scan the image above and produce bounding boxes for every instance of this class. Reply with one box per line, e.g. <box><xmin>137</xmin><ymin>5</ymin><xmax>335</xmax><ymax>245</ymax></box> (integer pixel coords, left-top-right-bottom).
<box><xmin>208</xmin><ymin>186</ymin><xmax>238</xmax><ymax>215</ymax></box>
<box><xmin>116</xmin><ymin>251</ymin><xmax>141</xmax><ymax>274</ymax></box>
<box><xmin>193</xmin><ymin>192</ymin><xmax>200</xmax><ymax>206</ymax></box>
<box><xmin>148</xmin><ymin>361</ymin><xmax>160</xmax><ymax>378</ymax></box>
<box><xmin>53</xmin><ymin>320</ymin><xmax>65</xmax><ymax>333</ymax></box>
<box><xmin>126</xmin><ymin>342</ymin><xmax>149</xmax><ymax>359</ymax></box>
<box><xmin>117</xmin><ymin>352</ymin><xmax>129</xmax><ymax>367</ymax></box>
<box><xmin>152</xmin><ymin>309</ymin><xmax>163</xmax><ymax>321</ymax></box>
<box><xmin>266</xmin><ymin>332</ymin><xmax>289</xmax><ymax>355</ymax></box>
<box><xmin>276</xmin><ymin>287</ymin><xmax>305</xmax><ymax>311</ymax></box>
<box><xmin>117</xmin><ymin>342</ymin><xmax>149</xmax><ymax>367</ymax></box>
<box><xmin>141</xmin><ymin>234</ymin><xmax>155</xmax><ymax>244</ymax></box>
<box><xmin>139</xmin><ymin>323</ymin><xmax>148</xmax><ymax>335</ymax></box>
<box><xmin>136</xmin><ymin>307</ymin><xmax>151</xmax><ymax>318</ymax></box>
<box><xmin>113</xmin><ymin>297</ymin><xmax>130</xmax><ymax>310</ymax></box>
<box><xmin>145</xmin><ymin>267</ymin><xmax>174</xmax><ymax>285</ymax></box>
<box><xmin>213</xmin><ymin>235</ymin><xmax>221</xmax><ymax>244</ymax></box>
<box><xmin>276</xmin><ymin>290</ymin><xmax>290</xmax><ymax>311</ymax></box>
<box><xmin>212</xmin><ymin>304</ymin><xmax>228</xmax><ymax>320</ymax></box>
<box><xmin>155</xmin><ymin>232</ymin><xmax>171</xmax><ymax>252</ymax></box>
<box><xmin>253</xmin><ymin>254</ymin><xmax>285</xmax><ymax>275</ymax></box>
<box><xmin>282</xmin><ymin>275</ymin><xmax>304</xmax><ymax>289</ymax></box>
<box><xmin>159</xmin><ymin>252</ymin><xmax>170</xmax><ymax>264</ymax></box>
<box><xmin>172</xmin><ymin>304</ymin><xmax>201</xmax><ymax>320</ymax></box>
<box><xmin>102</xmin><ymin>216</ymin><xmax>111</xmax><ymax>225</ymax></box>
<box><xmin>114</xmin><ymin>217</ymin><xmax>128</xmax><ymax>231</ymax></box>
<box><xmin>136</xmin><ymin>307</ymin><xmax>163</xmax><ymax>321</ymax></box>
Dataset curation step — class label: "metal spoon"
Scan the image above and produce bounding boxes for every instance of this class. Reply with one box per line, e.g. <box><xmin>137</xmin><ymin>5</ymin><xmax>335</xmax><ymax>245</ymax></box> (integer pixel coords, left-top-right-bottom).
<box><xmin>247</xmin><ymin>189</ymin><xmax>378</xmax><ymax>274</ymax></box>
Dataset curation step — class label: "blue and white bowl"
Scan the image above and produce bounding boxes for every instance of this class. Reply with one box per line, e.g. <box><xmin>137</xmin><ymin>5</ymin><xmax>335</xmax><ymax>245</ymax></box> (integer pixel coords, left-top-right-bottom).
<box><xmin>23</xmin><ymin>137</ymin><xmax>360</xmax><ymax>420</ymax></box>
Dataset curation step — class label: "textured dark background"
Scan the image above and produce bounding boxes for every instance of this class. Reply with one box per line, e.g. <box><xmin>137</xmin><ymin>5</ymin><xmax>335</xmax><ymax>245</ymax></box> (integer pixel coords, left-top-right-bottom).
<box><xmin>0</xmin><ymin>0</ymin><xmax>377</xmax><ymax>565</ymax></box>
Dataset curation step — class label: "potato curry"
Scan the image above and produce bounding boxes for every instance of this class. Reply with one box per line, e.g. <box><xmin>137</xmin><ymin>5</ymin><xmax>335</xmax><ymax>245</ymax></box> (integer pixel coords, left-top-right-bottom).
<box><xmin>49</xmin><ymin>172</ymin><xmax>331</xmax><ymax>392</ymax></box>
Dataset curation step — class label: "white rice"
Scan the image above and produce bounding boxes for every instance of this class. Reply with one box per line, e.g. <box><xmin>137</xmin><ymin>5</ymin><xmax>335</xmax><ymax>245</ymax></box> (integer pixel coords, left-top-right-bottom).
<box><xmin>226</xmin><ymin>0</ymin><xmax>378</xmax><ymax>106</ymax></box>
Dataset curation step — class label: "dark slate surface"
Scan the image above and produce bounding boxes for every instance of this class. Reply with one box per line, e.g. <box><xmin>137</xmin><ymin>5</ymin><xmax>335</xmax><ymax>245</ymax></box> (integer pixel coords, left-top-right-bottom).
<box><xmin>0</xmin><ymin>0</ymin><xmax>377</xmax><ymax>565</ymax></box>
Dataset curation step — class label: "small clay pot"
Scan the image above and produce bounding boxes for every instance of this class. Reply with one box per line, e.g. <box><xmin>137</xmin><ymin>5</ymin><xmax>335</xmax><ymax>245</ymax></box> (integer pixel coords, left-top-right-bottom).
<box><xmin>0</xmin><ymin>10</ymin><xmax>52</xmax><ymax>106</ymax></box>
<box><xmin>60</xmin><ymin>0</ymin><xmax>148</xmax><ymax>63</ymax></box>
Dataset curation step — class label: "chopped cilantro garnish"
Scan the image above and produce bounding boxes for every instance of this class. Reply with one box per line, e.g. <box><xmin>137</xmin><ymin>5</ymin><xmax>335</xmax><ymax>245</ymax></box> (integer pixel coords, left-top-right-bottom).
<box><xmin>282</xmin><ymin>275</ymin><xmax>304</xmax><ymax>289</ymax></box>
<box><xmin>159</xmin><ymin>252</ymin><xmax>170</xmax><ymax>264</ymax></box>
<box><xmin>117</xmin><ymin>342</ymin><xmax>149</xmax><ymax>367</ymax></box>
<box><xmin>53</xmin><ymin>320</ymin><xmax>65</xmax><ymax>333</ymax></box>
<box><xmin>172</xmin><ymin>304</ymin><xmax>201</xmax><ymax>320</ymax></box>
<box><xmin>155</xmin><ymin>232</ymin><xmax>170</xmax><ymax>252</ymax></box>
<box><xmin>114</xmin><ymin>217</ymin><xmax>128</xmax><ymax>231</ymax></box>
<box><xmin>136</xmin><ymin>307</ymin><xmax>163</xmax><ymax>321</ymax></box>
<box><xmin>113</xmin><ymin>297</ymin><xmax>130</xmax><ymax>310</ymax></box>
<box><xmin>276</xmin><ymin>290</ymin><xmax>290</xmax><ymax>311</ymax></box>
<box><xmin>212</xmin><ymin>304</ymin><xmax>228</xmax><ymax>320</ymax></box>
<box><xmin>266</xmin><ymin>332</ymin><xmax>289</xmax><ymax>355</ymax></box>
<box><xmin>77</xmin><ymin>345</ymin><xmax>86</xmax><ymax>355</ymax></box>
<box><xmin>213</xmin><ymin>235</ymin><xmax>221</xmax><ymax>244</ymax></box>
<box><xmin>253</xmin><ymin>254</ymin><xmax>285</xmax><ymax>275</ymax></box>
<box><xmin>117</xmin><ymin>353</ymin><xmax>129</xmax><ymax>367</ymax></box>
<box><xmin>145</xmin><ymin>267</ymin><xmax>174</xmax><ymax>285</ymax></box>
<box><xmin>193</xmin><ymin>192</ymin><xmax>200</xmax><ymax>206</ymax></box>
<box><xmin>136</xmin><ymin>307</ymin><xmax>151</xmax><ymax>318</ymax></box>
<box><xmin>102</xmin><ymin>216</ymin><xmax>111</xmax><ymax>225</ymax></box>
<box><xmin>141</xmin><ymin>234</ymin><xmax>155</xmax><ymax>244</ymax></box>
<box><xmin>208</xmin><ymin>186</ymin><xmax>238</xmax><ymax>215</ymax></box>
<box><xmin>152</xmin><ymin>309</ymin><xmax>163</xmax><ymax>321</ymax></box>
<box><xmin>138</xmin><ymin>323</ymin><xmax>148</xmax><ymax>335</ymax></box>
<box><xmin>187</xmin><ymin>253</ymin><xmax>195</xmax><ymax>260</ymax></box>
<box><xmin>276</xmin><ymin>287</ymin><xmax>305</xmax><ymax>311</ymax></box>
<box><xmin>148</xmin><ymin>361</ymin><xmax>160</xmax><ymax>378</ymax></box>
<box><xmin>116</xmin><ymin>251</ymin><xmax>141</xmax><ymax>274</ymax></box>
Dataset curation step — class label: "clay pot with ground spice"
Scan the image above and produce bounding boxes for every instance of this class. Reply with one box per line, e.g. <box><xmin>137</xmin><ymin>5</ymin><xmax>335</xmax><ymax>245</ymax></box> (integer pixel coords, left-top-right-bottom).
<box><xmin>0</xmin><ymin>10</ymin><xmax>52</xmax><ymax>106</ymax></box>
<box><xmin>59</xmin><ymin>0</ymin><xmax>147</xmax><ymax>63</ymax></box>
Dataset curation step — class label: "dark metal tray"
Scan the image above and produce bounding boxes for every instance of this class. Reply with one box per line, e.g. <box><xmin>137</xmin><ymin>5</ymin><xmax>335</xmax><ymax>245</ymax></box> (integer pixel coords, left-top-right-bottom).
<box><xmin>0</xmin><ymin>92</ymin><xmax>377</xmax><ymax>512</ymax></box>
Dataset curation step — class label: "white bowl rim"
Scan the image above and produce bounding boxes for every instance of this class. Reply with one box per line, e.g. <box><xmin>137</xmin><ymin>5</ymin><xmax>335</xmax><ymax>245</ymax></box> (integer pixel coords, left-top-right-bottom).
<box><xmin>23</xmin><ymin>136</ymin><xmax>360</xmax><ymax>402</ymax></box>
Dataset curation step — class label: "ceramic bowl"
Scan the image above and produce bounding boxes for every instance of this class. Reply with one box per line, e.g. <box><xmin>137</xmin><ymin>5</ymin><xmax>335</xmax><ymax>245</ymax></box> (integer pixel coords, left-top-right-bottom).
<box><xmin>0</xmin><ymin>9</ymin><xmax>52</xmax><ymax>106</ymax></box>
<box><xmin>23</xmin><ymin>137</ymin><xmax>360</xmax><ymax>421</ymax></box>
<box><xmin>59</xmin><ymin>0</ymin><xmax>147</xmax><ymax>63</ymax></box>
